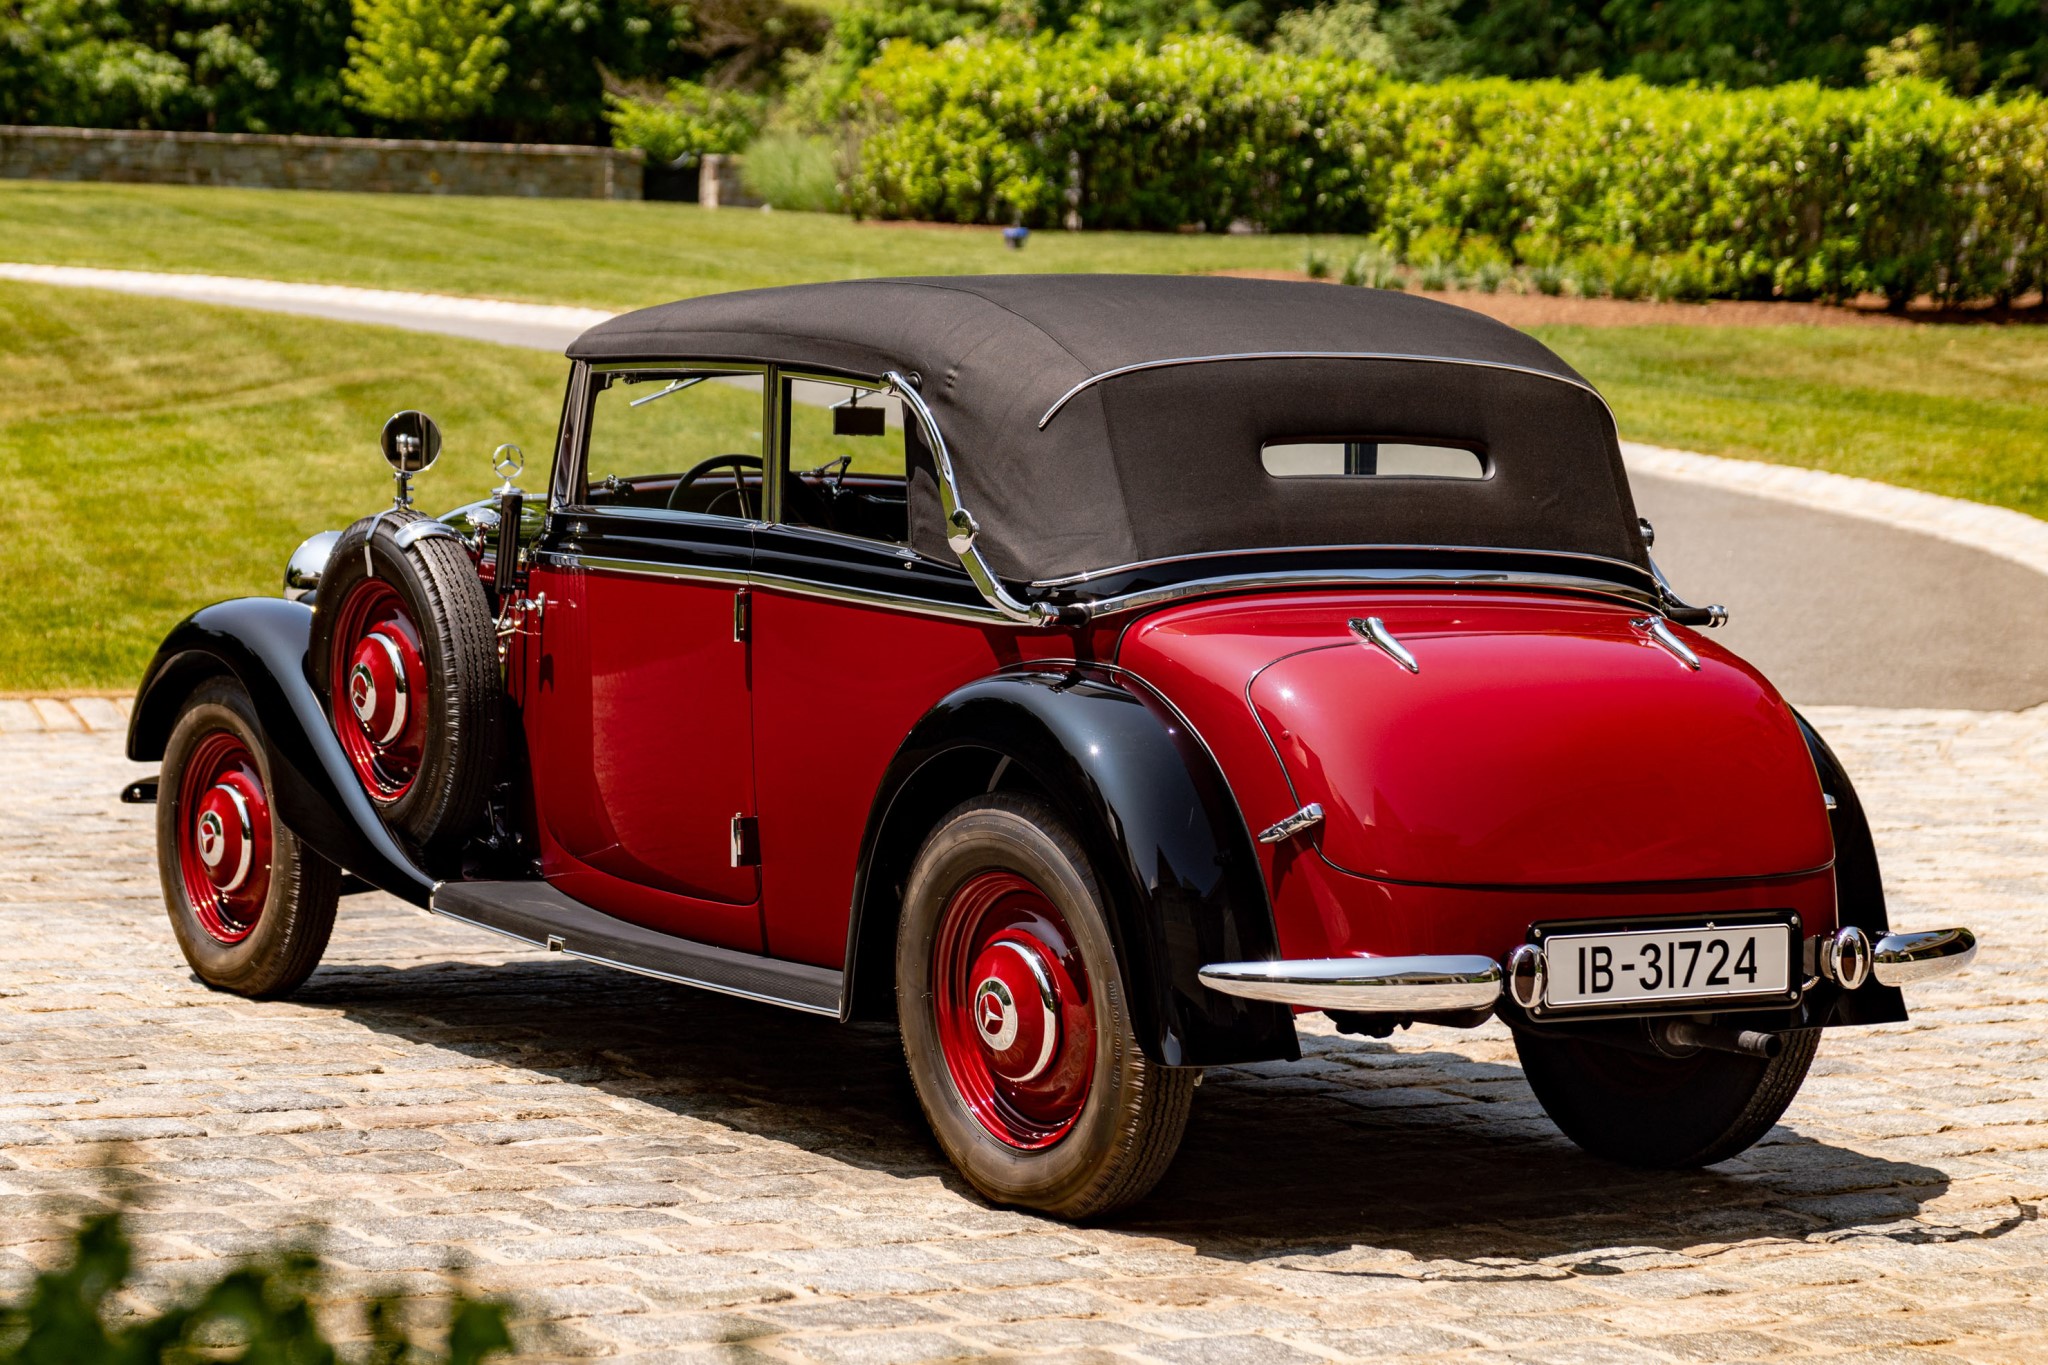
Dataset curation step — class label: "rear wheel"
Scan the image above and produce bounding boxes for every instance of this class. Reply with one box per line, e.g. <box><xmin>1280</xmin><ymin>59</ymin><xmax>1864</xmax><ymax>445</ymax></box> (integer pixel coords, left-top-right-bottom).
<box><xmin>158</xmin><ymin>677</ymin><xmax>339</xmax><ymax>999</ymax></box>
<box><xmin>1515</xmin><ymin>1023</ymin><xmax>1821</xmax><ymax>1168</ymax></box>
<box><xmin>896</xmin><ymin>794</ymin><xmax>1196</xmax><ymax>1220</ymax></box>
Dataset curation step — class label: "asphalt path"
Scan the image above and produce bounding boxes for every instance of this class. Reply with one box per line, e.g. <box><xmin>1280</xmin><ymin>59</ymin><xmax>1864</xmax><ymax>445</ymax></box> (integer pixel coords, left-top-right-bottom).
<box><xmin>1635</xmin><ymin>476</ymin><xmax>2048</xmax><ymax>710</ymax></box>
<box><xmin>14</xmin><ymin>265</ymin><xmax>2043</xmax><ymax>711</ymax></box>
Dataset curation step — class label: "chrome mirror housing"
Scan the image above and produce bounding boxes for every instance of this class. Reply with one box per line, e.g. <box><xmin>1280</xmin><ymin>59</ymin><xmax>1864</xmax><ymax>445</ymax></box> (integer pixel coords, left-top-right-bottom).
<box><xmin>379</xmin><ymin>410</ymin><xmax>442</xmax><ymax>508</ymax></box>
<box><xmin>284</xmin><ymin>529</ymin><xmax>341</xmax><ymax>602</ymax></box>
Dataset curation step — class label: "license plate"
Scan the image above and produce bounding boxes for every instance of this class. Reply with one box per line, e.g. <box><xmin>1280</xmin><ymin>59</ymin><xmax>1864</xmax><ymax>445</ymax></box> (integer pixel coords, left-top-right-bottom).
<box><xmin>1544</xmin><ymin>923</ymin><xmax>1793</xmax><ymax>1011</ymax></box>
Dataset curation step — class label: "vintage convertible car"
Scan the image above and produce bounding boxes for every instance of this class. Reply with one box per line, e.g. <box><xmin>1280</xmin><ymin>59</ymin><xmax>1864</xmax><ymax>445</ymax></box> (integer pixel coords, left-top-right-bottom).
<box><xmin>125</xmin><ymin>276</ymin><xmax>1977</xmax><ymax>1218</ymax></box>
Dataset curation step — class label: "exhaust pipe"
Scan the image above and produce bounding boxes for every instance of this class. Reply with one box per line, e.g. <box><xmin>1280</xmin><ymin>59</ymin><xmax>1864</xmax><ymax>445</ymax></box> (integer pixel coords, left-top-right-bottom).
<box><xmin>1655</xmin><ymin>1020</ymin><xmax>1783</xmax><ymax>1059</ymax></box>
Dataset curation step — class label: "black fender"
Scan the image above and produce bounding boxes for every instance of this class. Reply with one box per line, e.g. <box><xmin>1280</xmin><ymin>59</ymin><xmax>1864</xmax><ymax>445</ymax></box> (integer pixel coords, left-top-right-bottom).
<box><xmin>1795</xmin><ymin>709</ymin><xmax>1907</xmax><ymax>1027</ymax></box>
<box><xmin>127</xmin><ymin>597</ymin><xmax>434</xmax><ymax>907</ymax></box>
<box><xmin>843</xmin><ymin>665</ymin><xmax>1299</xmax><ymax>1067</ymax></box>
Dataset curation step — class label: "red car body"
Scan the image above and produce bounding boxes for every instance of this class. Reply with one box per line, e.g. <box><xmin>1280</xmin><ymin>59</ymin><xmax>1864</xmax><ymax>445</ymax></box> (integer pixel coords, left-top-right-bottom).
<box><xmin>128</xmin><ymin>276</ymin><xmax>1975</xmax><ymax>1216</ymax></box>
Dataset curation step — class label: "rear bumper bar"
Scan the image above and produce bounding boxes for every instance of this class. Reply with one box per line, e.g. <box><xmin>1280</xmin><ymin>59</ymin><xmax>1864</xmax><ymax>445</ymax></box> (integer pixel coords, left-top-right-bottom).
<box><xmin>1197</xmin><ymin>955</ymin><xmax>1502</xmax><ymax>1013</ymax></box>
<box><xmin>1871</xmin><ymin>927</ymin><xmax>1977</xmax><ymax>987</ymax></box>
<box><xmin>1199</xmin><ymin>925</ymin><xmax>1977</xmax><ymax>1014</ymax></box>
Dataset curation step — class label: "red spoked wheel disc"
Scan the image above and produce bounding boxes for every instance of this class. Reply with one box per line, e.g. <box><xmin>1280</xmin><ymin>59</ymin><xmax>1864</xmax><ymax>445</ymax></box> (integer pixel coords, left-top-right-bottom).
<box><xmin>932</xmin><ymin>870</ymin><xmax>1098</xmax><ymax>1150</ymax></box>
<box><xmin>175</xmin><ymin>731</ymin><xmax>273</xmax><ymax>944</ymax></box>
<box><xmin>327</xmin><ymin>578</ymin><xmax>428</xmax><ymax>803</ymax></box>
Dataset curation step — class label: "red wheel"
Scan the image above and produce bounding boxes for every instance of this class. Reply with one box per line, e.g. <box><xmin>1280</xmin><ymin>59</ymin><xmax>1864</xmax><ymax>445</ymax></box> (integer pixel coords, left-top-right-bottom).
<box><xmin>931</xmin><ymin>871</ymin><xmax>1098</xmax><ymax>1150</ymax></box>
<box><xmin>174</xmin><ymin>730</ymin><xmax>274</xmax><ymax>944</ymax></box>
<box><xmin>158</xmin><ymin>677</ymin><xmax>338</xmax><ymax>999</ymax></box>
<box><xmin>897</xmin><ymin>794</ymin><xmax>1197</xmax><ymax>1220</ymax></box>
<box><xmin>327</xmin><ymin>578</ymin><xmax>428</xmax><ymax>802</ymax></box>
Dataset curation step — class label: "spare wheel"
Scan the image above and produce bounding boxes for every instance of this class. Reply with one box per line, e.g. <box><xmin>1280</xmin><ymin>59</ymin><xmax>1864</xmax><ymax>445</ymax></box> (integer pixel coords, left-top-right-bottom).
<box><xmin>311</xmin><ymin>507</ymin><xmax>502</xmax><ymax>852</ymax></box>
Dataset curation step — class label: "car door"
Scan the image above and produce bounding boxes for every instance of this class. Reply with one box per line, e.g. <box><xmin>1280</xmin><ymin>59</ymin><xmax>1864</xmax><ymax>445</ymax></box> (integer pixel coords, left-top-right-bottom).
<box><xmin>523</xmin><ymin>364</ymin><xmax>767</xmax><ymax>950</ymax></box>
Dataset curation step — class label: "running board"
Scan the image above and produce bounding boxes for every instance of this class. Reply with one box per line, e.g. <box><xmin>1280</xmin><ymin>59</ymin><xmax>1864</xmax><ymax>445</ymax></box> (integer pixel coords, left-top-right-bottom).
<box><xmin>429</xmin><ymin>879</ymin><xmax>843</xmax><ymax>1017</ymax></box>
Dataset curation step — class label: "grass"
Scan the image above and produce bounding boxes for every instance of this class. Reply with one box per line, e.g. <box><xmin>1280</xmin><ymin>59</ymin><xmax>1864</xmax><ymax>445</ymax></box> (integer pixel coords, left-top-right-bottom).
<box><xmin>0</xmin><ymin>181</ymin><xmax>1344</xmax><ymax>311</ymax></box>
<box><xmin>1533</xmin><ymin>324</ymin><xmax>2048</xmax><ymax>518</ymax></box>
<box><xmin>2</xmin><ymin>181</ymin><xmax>2045</xmax><ymax>688</ymax></box>
<box><xmin>0</xmin><ymin>282</ymin><xmax>568</xmax><ymax>688</ymax></box>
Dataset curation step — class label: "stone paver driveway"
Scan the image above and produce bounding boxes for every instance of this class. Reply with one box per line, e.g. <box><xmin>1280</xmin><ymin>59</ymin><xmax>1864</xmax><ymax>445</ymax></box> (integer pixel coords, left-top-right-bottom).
<box><xmin>2</xmin><ymin>708</ymin><xmax>2045</xmax><ymax>1363</ymax></box>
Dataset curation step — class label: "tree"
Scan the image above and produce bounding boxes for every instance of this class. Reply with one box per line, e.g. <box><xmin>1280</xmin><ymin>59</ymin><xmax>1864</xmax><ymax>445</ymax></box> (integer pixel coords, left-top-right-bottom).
<box><xmin>343</xmin><ymin>0</ymin><xmax>513</xmax><ymax>129</ymax></box>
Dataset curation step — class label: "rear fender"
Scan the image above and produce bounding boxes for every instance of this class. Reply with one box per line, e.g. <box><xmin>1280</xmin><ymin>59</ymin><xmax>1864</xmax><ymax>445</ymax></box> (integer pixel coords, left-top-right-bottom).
<box><xmin>1796</xmin><ymin>710</ymin><xmax>1907</xmax><ymax>1027</ymax></box>
<box><xmin>128</xmin><ymin>597</ymin><xmax>434</xmax><ymax>906</ymax></box>
<box><xmin>845</xmin><ymin>666</ymin><xmax>1298</xmax><ymax>1067</ymax></box>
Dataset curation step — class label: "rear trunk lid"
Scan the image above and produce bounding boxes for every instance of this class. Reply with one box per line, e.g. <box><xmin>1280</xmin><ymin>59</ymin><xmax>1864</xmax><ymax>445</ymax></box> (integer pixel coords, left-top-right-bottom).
<box><xmin>1132</xmin><ymin>593</ymin><xmax>1832</xmax><ymax>887</ymax></box>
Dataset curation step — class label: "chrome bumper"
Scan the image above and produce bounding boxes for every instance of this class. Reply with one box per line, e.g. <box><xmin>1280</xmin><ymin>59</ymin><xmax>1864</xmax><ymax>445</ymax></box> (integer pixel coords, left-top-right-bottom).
<box><xmin>1196</xmin><ymin>955</ymin><xmax>1502</xmax><ymax>1013</ymax></box>
<box><xmin>1199</xmin><ymin>926</ymin><xmax>1976</xmax><ymax>1015</ymax></box>
<box><xmin>1871</xmin><ymin>927</ymin><xmax>1977</xmax><ymax>986</ymax></box>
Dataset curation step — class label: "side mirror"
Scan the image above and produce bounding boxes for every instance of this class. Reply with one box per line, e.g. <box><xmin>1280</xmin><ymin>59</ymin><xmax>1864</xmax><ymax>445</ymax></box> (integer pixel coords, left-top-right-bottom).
<box><xmin>379</xmin><ymin>410</ymin><xmax>442</xmax><ymax>507</ymax></box>
<box><xmin>381</xmin><ymin>410</ymin><xmax>442</xmax><ymax>473</ymax></box>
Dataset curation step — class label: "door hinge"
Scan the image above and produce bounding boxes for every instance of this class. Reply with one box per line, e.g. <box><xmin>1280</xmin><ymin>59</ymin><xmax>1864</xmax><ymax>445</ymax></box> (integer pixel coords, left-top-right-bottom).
<box><xmin>732</xmin><ymin>587</ymin><xmax>751</xmax><ymax>643</ymax></box>
<box><xmin>730</xmin><ymin>814</ymin><xmax>760</xmax><ymax>867</ymax></box>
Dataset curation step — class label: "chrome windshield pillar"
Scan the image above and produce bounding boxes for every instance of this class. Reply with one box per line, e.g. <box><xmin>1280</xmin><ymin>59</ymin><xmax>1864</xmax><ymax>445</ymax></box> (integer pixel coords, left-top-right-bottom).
<box><xmin>885</xmin><ymin>371</ymin><xmax>1057</xmax><ymax>627</ymax></box>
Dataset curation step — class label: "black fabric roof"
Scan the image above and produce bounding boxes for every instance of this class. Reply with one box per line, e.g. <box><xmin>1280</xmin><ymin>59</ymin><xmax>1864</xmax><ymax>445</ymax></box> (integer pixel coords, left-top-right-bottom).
<box><xmin>569</xmin><ymin>276</ymin><xmax>1646</xmax><ymax>583</ymax></box>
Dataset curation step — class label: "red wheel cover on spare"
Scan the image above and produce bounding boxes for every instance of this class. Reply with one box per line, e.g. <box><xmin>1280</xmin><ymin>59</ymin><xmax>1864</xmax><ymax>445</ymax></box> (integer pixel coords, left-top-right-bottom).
<box><xmin>175</xmin><ymin>730</ymin><xmax>273</xmax><ymax>944</ymax></box>
<box><xmin>932</xmin><ymin>870</ymin><xmax>1098</xmax><ymax>1150</ymax></box>
<box><xmin>327</xmin><ymin>578</ymin><xmax>429</xmax><ymax>803</ymax></box>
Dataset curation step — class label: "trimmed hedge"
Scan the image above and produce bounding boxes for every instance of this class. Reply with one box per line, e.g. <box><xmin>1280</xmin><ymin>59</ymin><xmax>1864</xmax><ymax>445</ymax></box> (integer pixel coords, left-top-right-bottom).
<box><xmin>849</xmin><ymin>33</ymin><xmax>2048</xmax><ymax>305</ymax></box>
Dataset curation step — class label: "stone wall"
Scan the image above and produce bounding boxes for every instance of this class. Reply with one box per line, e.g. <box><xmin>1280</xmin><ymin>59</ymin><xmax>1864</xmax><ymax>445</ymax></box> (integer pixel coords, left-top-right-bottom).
<box><xmin>0</xmin><ymin>125</ymin><xmax>643</xmax><ymax>200</ymax></box>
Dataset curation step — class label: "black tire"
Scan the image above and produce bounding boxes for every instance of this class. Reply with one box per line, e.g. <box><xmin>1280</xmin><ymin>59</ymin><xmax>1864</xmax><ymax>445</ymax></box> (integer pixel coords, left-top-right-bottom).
<box><xmin>310</xmin><ymin>508</ymin><xmax>501</xmax><ymax>853</ymax></box>
<box><xmin>158</xmin><ymin>677</ymin><xmax>340</xmax><ymax>999</ymax></box>
<box><xmin>896</xmin><ymin>794</ymin><xmax>1197</xmax><ymax>1220</ymax></box>
<box><xmin>1515</xmin><ymin>1023</ymin><xmax>1821</xmax><ymax>1168</ymax></box>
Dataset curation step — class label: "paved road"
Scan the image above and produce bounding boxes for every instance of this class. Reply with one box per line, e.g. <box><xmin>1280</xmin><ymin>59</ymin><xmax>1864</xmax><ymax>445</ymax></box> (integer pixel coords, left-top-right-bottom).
<box><xmin>2</xmin><ymin>715</ymin><xmax>2042</xmax><ymax>1362</ymax></box>
<box><xmin>12</xmin><ymin>266</ymin><xmax>2048</xmax><ymax>711</ymax></box>
<box><xmin>1636</xmin><ymin>476</ymin><xmax>2048</xmax><ymax>711</ymax></box>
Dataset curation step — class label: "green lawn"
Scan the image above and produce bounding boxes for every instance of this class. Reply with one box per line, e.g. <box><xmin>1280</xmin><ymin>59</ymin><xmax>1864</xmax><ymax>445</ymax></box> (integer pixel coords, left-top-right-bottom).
<box><xmin>3</xmin><ymin>180</ymin><xmax>2045</xmax><ymax>690</ymax></box>
<box><xmin>1534</xmin><ymin>325</ymin><xmax>2048</xmax><ymax>518</ymax></box>
<box><xmin>0</xmin><ymin>181</ymin><xmax>1343</xmax><ymax>310</ymax></box>
<box><xmin>0</xmin><ymin>282</ymin><xmax>568</xmax><ymax>689</ymax></box>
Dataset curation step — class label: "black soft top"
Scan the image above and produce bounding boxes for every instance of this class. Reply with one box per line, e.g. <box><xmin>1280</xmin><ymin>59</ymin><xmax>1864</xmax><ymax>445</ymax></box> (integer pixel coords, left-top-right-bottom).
<box><xmin>569</xmin><ymin>275</ymin><xmax>1647</xmax><ymax>584</ymax></box>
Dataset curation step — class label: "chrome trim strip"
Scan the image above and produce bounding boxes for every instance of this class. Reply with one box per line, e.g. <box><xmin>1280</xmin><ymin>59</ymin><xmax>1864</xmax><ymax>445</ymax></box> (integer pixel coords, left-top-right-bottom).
<box><xmin>1032</xmin><ymin>542</ymin><xmax>1655</xmax><ymax>591</ymax></box>
<box><xmin>1256</xmin><ymin>803</ymin><xmax>1324</xmax><ymax>845</ymax></box>
<box><xmin>1198</xmin><ymin>955</ymin><xmax>1504</xmax><ymax>1012</ymax></box>
<box><xmin>543</xmin><ymin>551</ymin><xmax>748</xmax><ymax>589</ymax></box>
<box><xmin>560</xmin><ymin>947</ymin><xmax>842</xmax><ymax>1017</ymax></box>
<box><xmin>540</xmin><ymin>549</ymin><xmax>1014</xmax><ymax>625</ymax></box>
<box><xmin>1351</xmin><ymin>616</ymin><xmax>1420</xmax><ymax>673</ymax></box>
<box><xmin>1871</xmin><ymin>928</ymin><xmax>1977</xmax><ymax>987</ymax></box>
<box><xmin>428</xmin><ymin>903</ymin><xmax>557</xmax><ymax>950</ymax></box>
<box><xmin>884</xmin><ymin>370</ymin><xmax>1056</xmax><ymax>627</ymax></box>
<box><xmin>1077</xmin><ymin>567</ymin><xmax>1662</xmax><ymax>620</ymax></box>
<box><xmin>428</xmin><ymin>886</ymin><xmax>844</xmax><ymax>1016</ymax></box>
<box><xmin>1038</xmin><ymin>351</ymin><xmax>1613</xmax><ymax>430</ymax></box>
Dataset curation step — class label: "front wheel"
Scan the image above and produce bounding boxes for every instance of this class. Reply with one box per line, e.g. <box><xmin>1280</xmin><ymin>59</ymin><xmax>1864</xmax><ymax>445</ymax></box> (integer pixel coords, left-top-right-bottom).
<box><xmin>1515</xmin><ymin>1022</ymin><xmax>1821</xmax><ymax>1168</ymax></box>
<box><xmin>157</xmin><ymin>677</ymin><xmax>340</xmax><ymax>999</ymax></box>
<box><xmin>896</xmin><ymin>794</ymin><xmax>1196</xmax><ymax>1220</ymax></box>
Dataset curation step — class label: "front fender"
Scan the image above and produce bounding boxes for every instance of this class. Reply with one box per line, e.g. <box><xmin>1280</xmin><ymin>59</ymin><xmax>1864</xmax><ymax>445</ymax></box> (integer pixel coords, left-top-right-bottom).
<box><xmin>128</xmin><ymin>597</ymin><xmax>433</xmax><ymax>907</ymax></box>
<box><xmin>847</xmin><ymin>666</ymin><xmax>1298</xmax><ymax>1067</ymax></box>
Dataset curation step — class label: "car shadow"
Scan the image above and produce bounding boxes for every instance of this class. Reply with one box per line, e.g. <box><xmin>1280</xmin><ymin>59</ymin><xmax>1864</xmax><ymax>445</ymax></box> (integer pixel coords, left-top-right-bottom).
<box><xmin>295</xmin><ymin>951</ymin><xmax>1967</xmax><ymax>1268</ymax></box>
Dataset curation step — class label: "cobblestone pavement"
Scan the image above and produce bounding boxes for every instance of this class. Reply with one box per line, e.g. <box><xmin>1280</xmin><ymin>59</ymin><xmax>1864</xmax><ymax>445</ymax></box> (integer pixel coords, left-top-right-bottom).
<box><xmin>2</xmin><ymin>708</ymin><xmax>2045</xmax><ymax>1364</ymax></box>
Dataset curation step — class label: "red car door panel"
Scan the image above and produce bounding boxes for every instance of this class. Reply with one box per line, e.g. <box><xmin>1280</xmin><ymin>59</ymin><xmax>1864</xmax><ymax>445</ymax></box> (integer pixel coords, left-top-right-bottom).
<box><xmin>749</xmin><ymin>528</ymin><xmax>1078</xmax><ymax>967</ymax></box>
<box><xmin>524</xmin><ymin>530</ymin><xmax>763</xmax><ymax>951</ymax></box>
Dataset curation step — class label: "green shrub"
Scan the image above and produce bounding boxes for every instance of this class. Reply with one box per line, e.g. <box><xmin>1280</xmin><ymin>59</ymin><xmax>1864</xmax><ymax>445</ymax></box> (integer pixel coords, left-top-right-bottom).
<box><xmin>740</xmin><ymin>132</ymin><xmax>844</xmax><ymax>212</ymax></box>
<box><xmin>605</xmin><ymin>81</ymin><xmax>767</xmax><ymax>166</ymax></box>
<box><xmin>849</xmin><ymin>34</ymin><xmax>2048</xmax><ymax>306</ymax></box>
<box><xmin>0</xmin><ymin>1208</ymin><xmax>513</xmax><ymax>1365</ymax></box>
<box><xmin>1302</xmin><ymin>247</ymin><xmax>1333</xmax><ymax>279</ymax></box>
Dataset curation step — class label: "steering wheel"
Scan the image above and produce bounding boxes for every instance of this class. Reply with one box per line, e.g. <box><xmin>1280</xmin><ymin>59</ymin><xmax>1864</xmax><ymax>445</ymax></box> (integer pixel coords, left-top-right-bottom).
<box><xmin>667</xmin><ymin>453</ymin><xmax>763</xmax><ymax>518</ymax></box>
